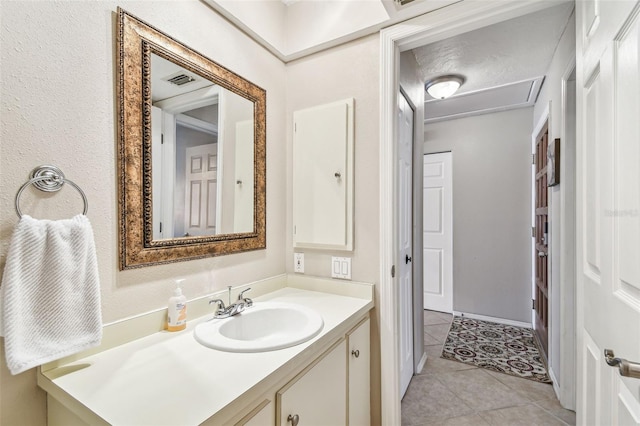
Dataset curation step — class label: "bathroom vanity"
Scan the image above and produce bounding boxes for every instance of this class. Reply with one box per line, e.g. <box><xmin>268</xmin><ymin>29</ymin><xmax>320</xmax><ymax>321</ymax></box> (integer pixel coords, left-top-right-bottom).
<box><xmin>37</xmin><ymin>275</ymin><xmax>373</xmax><ymax>425</ymax></box>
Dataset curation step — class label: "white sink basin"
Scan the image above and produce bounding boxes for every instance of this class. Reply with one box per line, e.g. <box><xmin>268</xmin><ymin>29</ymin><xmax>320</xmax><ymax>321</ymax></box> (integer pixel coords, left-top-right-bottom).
<box><xmin>194</xmin><ymin>302</ymin><xmax>324</xmax><ymax>352</ymax></box>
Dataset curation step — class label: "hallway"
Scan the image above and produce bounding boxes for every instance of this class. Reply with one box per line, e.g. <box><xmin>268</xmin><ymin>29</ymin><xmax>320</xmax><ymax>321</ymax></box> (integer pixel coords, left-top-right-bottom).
<box><xmin>401</xmin><ymin>311</ymin><xmax>576</xmax><ymax>425</ymax></box>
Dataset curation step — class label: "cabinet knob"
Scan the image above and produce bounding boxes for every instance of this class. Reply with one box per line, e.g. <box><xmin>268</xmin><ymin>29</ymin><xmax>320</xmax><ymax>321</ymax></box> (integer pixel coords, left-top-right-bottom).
<box><xmin>351</xmin><ymin>349</ymin><xmax>360</xmax><ymax>358</ymax></box>
<box><xmin>334</xmin><ymin>172</ymin><xmax>341</xmax><ymax>178</ymax></box>
<box><xmin>287</xmin><ymin>414</ymin><xmax>300</xmax><ymax>426</ymax></box>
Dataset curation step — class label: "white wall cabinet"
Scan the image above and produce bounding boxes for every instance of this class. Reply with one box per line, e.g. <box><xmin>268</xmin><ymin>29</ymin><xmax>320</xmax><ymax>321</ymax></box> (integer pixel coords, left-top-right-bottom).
<box><xmin>293</xmin><ymin>99</ymin><xmax>354</xmax><ymax>251</ymax></box>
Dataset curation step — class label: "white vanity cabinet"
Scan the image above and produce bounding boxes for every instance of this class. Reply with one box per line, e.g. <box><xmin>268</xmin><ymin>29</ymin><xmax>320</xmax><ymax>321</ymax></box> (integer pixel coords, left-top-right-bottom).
<box><xmin>276</xmin><ymin>317</ymin><xmax>371</xmax><ymax>426</ymax></box>
<box><xmin>277</xmin><ymin>340</ymin><xmax>347</xmax><ymax>426</ymax></box>
<box><xmin>38</xmin><ymin>282</ymin><xmax>373</xmax><ymax>426</ymax></box>
<box><xmin>348</xmin><ymin>317</ymin><xmax>371</xmax><ymax>426</ymax></box>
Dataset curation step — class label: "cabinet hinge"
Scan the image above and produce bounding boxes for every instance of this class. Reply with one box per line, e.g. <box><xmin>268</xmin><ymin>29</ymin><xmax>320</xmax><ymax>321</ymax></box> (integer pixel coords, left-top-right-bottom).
<box><xmin>532</xmin><ymin>298</ymin><xmax>536</xmax><ymax>310</ymax></box>
<box><xmin>293</xmin><ymin>225</ymin><xmax>296</xmax><ymax>235</ymax></box>
<box><xmin>161</xmin><ymin>134</ymin><xmax>164</xmax><ymax>144</ymax></box>
<box><xmin>532</xmin><ymin>153</ymin><xmax>536</xmax><ymax>165</ymax></box>
<box><xmin>532</xmin><ymin>226</ymin><xmax>535</xmax><ymax>238</ymax></box>
<box><xmin>159</xmin><ymin>222</ymin><xmax>163</xmax><ymax>233</ymax></box>
<box><xmin>391</xmin><ymin>265</ymin><xmax>395</xmax><ymax>278</ymax></box>
<box><xmin>294</xmin><ymin>122</ymin><xmax>297</xmax><ymax>133</ymax></box>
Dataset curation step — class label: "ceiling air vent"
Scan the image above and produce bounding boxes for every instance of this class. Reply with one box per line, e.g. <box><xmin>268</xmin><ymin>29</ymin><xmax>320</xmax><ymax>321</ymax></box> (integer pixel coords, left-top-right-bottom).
<box><xmin>165</xmin><ymin>73</ymin><xmax>196</xmax><ymax>86</ymax></box>
<box><xmin>395</xmin><ymin>0</ymin><xmax>416</xmax><ymax>5</ymax></box>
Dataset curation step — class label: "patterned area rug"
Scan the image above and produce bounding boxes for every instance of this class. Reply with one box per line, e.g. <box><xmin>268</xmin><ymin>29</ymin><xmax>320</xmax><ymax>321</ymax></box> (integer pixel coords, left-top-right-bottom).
<box><xmin>441</xmin><ymin>316</ymin><xmax>551</xmax><ymax>383</ymax></box>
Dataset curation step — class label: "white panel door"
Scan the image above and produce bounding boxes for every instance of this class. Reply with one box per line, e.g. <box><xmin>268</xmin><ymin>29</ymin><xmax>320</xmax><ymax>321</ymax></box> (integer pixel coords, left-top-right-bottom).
<box><xmin>577</xmin><ymin>1</ymin><xmax>640</xmax><ymax>424</ymax></box>
<box><xmin>397</xmin><ymin>92</ymin><xmax>414</xmax><ymax>397</ymax></box>
<box><xmin>184</xmin><ymin>144</ymin><xmax>217</xmax><ymax>237</ymax></box>
<box><xmin>234</xmin><ymin>119</ymin><xmax>254</xmax><ymax>233</ymax></box>
<box><xmin>423</xmin><ymin>152</ymin><xmax>453</xmax><ymax>313</ymax></box>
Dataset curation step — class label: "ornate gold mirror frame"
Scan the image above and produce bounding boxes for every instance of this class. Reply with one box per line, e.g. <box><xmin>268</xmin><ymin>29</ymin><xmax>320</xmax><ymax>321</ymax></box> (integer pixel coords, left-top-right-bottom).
<box><xmin>117</xmin><ymin>8</ymin><xmax>266</xmax><ymax>270</ymax></box>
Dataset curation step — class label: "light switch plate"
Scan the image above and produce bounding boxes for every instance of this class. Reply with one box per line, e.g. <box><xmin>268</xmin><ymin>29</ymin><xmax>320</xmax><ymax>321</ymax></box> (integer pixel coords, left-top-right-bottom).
<box><xmin>294</xmin><ymin>253</ymin><xmax>305</xmax><ymax>273</ymax></box>
<box><xmin>331</xmin><ymin>256</ymin><xmax>351</xmax><ymax>280</ymax></box>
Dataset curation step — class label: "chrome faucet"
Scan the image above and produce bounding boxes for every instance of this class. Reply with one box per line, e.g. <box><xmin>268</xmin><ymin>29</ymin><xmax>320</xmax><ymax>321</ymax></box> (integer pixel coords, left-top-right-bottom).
<box><xmin>209</xmin><ymin>288</ymin><xmax>253</xmax><ymax>319</ymax></box>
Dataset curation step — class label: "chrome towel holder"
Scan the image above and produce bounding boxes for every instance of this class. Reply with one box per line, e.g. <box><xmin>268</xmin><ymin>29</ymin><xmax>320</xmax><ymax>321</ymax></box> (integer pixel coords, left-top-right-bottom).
<box><xmin>15</xmin><ymin>165</ymin><xmax>88</xmax><ymax>218</ymax></box>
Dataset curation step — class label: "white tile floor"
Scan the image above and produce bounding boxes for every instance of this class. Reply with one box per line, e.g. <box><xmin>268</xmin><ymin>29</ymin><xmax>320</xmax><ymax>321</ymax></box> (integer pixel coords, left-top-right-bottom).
<box><xmin>401</xmin><ymin>311</ymin><xmax>576</xmax><ymax>426</ymax></box>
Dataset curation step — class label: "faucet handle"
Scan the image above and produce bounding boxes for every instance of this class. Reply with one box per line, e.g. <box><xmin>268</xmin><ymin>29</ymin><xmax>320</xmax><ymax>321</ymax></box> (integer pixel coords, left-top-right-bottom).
<box><xmin>209</xmin><ymin>298</ymin><xmax>226</xmax><ymax>313</ymax></box>
<box><xmin>238</xmin><ymin>288</ymin><xmax>253</xmax><ymax>307</ymax></box>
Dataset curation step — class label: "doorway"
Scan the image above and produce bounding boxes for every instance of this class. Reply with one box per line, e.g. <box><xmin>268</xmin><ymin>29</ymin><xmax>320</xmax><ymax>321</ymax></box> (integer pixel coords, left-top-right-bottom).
<box><xmin>380</xmin><ymin>2</ymin><xmax>578</xmax><ymax>423</ymax></box>
<box><xmin>532</xmin><ymin>119</ymin><xmax>550</xmax><ymax>357</ymax></box>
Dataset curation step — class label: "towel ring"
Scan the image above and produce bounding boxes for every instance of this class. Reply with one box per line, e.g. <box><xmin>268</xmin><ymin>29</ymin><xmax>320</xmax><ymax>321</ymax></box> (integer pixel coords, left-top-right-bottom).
<box><xmin>15</xmin><ymin>165</ymin><xmax>89</xmax><ymax>218</ymax></box>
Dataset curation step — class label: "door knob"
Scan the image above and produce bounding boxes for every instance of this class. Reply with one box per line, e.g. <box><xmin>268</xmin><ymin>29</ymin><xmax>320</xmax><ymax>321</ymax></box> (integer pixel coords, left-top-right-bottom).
<box><xmin>405</xmin><ymin>254</ymin><xmax>412</xmax><ymax>264</ymax></box>
<box><xmin>287</xmin><ymin>414</ymin><xmax>300</xmax><ymax>426</ymax></box>
<box><xmin>351</xmin><ymin>349</ymin><xmax>360</xmax><ymax>358</ymax></box>
<box><xmin>604</xmin><ymin>349</ymin><xmax>640</xmax><ymax>379</ymax></box>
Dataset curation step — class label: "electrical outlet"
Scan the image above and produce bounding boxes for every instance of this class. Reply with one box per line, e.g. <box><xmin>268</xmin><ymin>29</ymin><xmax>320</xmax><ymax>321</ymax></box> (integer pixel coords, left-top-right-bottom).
<box><xmin>294</xmin><ymin>253</ymin><xmax>305</xmax><ymax>273</ymax></box>
<box><xmin>331</xmin><ymin>256</ymin><xmax>351</xmax><ymax>280</ymax></box>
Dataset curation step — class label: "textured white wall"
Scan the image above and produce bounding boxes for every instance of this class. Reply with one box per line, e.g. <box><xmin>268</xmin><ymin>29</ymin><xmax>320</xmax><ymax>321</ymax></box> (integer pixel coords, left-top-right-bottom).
<box><xmin>0</xmin><ymin>1</ymin><xmax>286</xmax><ymax>424</ymax></box>
<box><xmin>424</xmin><ymin>108</ymin><xmax>534</xmax><ymax>323</ymax></box>
<box><xmin>284</xmin><ymin>33</ymin><xmax>381</xmax><ymax>423</ymax></box>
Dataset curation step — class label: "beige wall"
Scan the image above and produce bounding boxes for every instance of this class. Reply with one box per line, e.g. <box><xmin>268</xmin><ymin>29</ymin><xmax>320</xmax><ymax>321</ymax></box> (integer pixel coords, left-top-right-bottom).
<box><xmin>284</xmin><ymin>34</ymin><xmax>381</xmax><ymax>423</ymax></box>
<box><xmin>0</xmin><ymin>1</ymin><xmax>286</xmax><ymax>424</ymax></box>
<box><xmin>424</xmin><ymin>108</ymin><xmax>534</xmax><ymax>323</ymax></box>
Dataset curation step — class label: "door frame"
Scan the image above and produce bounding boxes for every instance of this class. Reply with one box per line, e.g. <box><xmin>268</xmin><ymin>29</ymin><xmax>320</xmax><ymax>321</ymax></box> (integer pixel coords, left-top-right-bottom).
<box><xmin>379</xmin><ymin>1</ymin><xmax>570</xmax><ymax>423</ymax></box>
<box><xmin>555</xmin><ymin>59</ymin><xmax>576</xmax><ymax>410</ymax></box>
<box><xmin>531</xmin><ymin>104</ymin><xmax>550</xmax><ymax>336</ymax></box>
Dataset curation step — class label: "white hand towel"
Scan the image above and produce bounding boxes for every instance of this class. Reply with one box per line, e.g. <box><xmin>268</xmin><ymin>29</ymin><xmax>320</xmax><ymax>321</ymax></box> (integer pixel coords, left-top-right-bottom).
<box><xmin>1</xmin><ymin>214</ymin><xmax>102</xmax><ymax>375</ymax></box>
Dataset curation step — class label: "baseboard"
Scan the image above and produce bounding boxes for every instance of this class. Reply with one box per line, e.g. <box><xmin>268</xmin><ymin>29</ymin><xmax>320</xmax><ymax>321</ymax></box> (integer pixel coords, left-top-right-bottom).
<box><xmin>549</xmin><ymin>367</ymin><xmax>560</xmax><ymax>396</ymax></box>
<box><xmin>416</xmin><ymin>351</ymin><xmax>428</xmax><ymax>374</ymax></box>
<box><xmin>453</xmin><ymin>311</ymin><xmax>532</xmax><ymax>328</ymax></box>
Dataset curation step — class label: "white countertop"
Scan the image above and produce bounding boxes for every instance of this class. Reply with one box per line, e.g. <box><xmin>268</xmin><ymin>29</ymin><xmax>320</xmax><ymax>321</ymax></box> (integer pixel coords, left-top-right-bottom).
<box><xmin>40</xmin><ymin>286</ymin><xmax>373</xmax><ymax>425</ymax></box>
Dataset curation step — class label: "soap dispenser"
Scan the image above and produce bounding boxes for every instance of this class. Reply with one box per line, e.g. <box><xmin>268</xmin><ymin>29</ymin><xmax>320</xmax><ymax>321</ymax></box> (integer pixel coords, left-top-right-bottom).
<box><xmin>167</xmin><ymin>279</ymin><xmax>187</xmax><ymax>331</ymax></box>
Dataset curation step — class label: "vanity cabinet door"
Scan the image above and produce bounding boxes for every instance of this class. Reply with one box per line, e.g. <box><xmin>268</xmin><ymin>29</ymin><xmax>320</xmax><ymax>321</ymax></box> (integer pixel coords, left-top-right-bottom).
<box><xmin>347</xmin><ymin>317</ymin><xmax>370</xmax><ymax>426</ymax></box>
<box><xmin>277</xmin><ymin>339</ymin><xmax>347</xmax><ymax>426</ymax></box>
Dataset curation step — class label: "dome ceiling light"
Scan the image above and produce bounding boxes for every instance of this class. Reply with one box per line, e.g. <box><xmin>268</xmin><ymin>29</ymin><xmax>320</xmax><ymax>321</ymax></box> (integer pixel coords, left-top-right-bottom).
<box><xmin>425</xmin><ymin>75</ymin><xmax>465</xmax><ymax>100</ymax></box>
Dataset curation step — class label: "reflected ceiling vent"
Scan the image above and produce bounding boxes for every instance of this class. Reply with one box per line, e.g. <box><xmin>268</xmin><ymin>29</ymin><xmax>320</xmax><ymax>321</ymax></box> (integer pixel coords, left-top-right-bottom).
<box><xmin>164</xmin><ymin>73</ymin><xmax>196</xmax><ymax>86</ymax></box>
<box><xmin>394</xmin><ymin>0</ymin><xmax>416</xmax><ymax>5</ymax></box>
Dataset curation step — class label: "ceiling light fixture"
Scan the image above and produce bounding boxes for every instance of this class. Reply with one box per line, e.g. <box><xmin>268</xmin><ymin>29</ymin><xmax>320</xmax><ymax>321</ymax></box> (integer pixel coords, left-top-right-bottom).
<box><xmin>425</xmin><ymin>75</ymin><xmax>465</xmax><ymax>100</ymax></box>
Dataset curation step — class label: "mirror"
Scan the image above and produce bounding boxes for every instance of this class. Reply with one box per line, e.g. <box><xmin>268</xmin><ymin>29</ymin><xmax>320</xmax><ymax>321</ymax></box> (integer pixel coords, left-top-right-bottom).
<box><xmin>117</xmin><ymin>8</ymin><xmax>266</xmax><ymax>269</ymax></box>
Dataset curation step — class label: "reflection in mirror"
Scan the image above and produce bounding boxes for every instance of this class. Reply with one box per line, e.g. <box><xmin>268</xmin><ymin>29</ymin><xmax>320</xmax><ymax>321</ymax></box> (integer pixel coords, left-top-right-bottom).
<box><xmin>117</xmin><ymin>8</ymin><xmax>266</xmax><ymax>269</ymax></box>
<box><xmin>151</xmin><ymin>54</ymin><xmax>254</xmax><ymax>239</ymax></box>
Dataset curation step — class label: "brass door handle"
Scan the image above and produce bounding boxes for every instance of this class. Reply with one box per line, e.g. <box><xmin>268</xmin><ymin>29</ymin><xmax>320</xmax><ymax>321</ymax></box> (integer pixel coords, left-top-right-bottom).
<box><xmin>604</xmin><ymin>349</ymin><xmax>640</xmax><ymax>379</ymax></box>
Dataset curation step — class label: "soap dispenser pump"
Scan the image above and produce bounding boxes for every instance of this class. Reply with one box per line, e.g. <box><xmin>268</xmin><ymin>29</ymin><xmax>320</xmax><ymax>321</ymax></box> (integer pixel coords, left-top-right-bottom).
<box><xmin>167</xmin><ymin>279</ymin><xmax>187</xmax><ymax>332</ymax></box>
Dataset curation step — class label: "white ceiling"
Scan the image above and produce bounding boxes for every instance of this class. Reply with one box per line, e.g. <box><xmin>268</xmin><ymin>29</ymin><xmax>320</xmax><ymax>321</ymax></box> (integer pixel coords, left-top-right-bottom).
<box><xmin>202</xmin><ymin>1</ymin><xmax>573</xmax><ymax>121</ymax></box>
<box><xmin>204</xmin><ymin>0</ymin><xmax>459</xmax><ymax>61</ymax></box>
<box><xmin>413</xmin><ymin>3</ymin><xmax>574</xmax><ymax>121</ymax></box>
